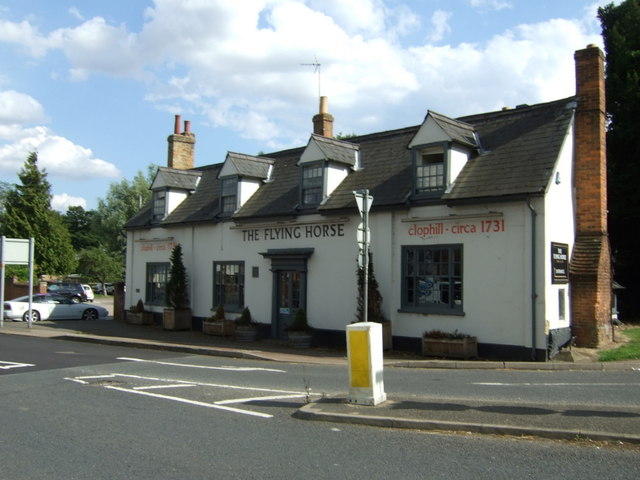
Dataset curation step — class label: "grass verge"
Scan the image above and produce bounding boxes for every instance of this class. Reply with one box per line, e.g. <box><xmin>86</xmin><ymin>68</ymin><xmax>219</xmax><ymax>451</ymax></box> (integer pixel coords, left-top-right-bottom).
<box><xmin>598</xmin><ymin>327</ymin><xmax>640</xmax><ymax>362</ymax></box>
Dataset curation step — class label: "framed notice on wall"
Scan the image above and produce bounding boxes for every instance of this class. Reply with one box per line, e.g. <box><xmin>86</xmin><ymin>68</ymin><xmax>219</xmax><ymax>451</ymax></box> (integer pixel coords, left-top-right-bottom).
<box><xmin>551</xmin><ymin>242</ymin><xmax>569</xmax><ymax>284</ymax></box>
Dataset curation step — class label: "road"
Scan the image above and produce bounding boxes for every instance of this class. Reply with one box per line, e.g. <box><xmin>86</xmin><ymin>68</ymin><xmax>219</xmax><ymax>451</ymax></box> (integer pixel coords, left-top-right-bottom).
<box><xmin>1</xmin><ymin>335</ymin><xmax>639</xmax><ymax>479</ymax></box>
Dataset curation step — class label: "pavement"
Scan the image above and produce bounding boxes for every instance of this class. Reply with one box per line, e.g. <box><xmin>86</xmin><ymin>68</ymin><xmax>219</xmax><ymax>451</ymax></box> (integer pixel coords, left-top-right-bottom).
<box><xmin>2</xmin><ymin>308</ymin><xmax>640</xmax><ymax>445</ymax></box>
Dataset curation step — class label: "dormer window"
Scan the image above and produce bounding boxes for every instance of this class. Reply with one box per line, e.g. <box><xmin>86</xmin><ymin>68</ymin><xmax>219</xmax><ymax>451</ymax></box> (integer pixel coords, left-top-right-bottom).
<box><xmin>218</xmin><ymin>152</ymin><xmax>274</xmax><ymax>217</ymax></box>
<box><xmin>408</xmin><ymin>111</ymin><xmax>479</xmax><ymax>199</ymax></box>
<box><xmin>416</xmin><ymin>146</ymin><xmax>445</xmax><ymax>194</ymax></box>
<box><xmin>149</xmin><ymin>167</ymin><xmax>202</xmax><ymax>222</ymax></box>
<box><xmin>152</xmin><ymin>190</ymin><xmax>166</xmax><ymax>221</ymax></box>
<box><xmin>298</xmin><ymin>134</ymin><xmax>359</xmax><ymax>207</ymax></box>
<box><xmin>301</xmin><ymin>164</ymin><xmax>324</xmax><ymax>205</ymax></box>
<box><xmin>220</xmin><ymin>176</ymin><xmax>238</xmax><ymax>215</ymax></box>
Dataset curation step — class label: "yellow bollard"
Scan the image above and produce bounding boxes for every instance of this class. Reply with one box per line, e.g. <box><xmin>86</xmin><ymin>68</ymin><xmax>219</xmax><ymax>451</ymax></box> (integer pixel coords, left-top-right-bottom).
<box><xmin>346</xmin><ymin>322</ymin><xmax>387</xmax><ymax>405</ymax></box>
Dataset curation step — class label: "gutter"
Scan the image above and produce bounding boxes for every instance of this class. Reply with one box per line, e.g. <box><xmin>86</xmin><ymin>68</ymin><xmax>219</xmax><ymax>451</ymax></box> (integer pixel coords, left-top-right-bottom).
<box><xmin>527</xmin><ymin>199</ymin><xmax>538</xmax><ymax>360</ymax></box>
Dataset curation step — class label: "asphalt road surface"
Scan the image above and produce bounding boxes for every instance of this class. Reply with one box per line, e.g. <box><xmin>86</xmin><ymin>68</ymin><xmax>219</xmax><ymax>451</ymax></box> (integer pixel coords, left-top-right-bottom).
<box><xmin>1</xmin><ymin>335</ymin><xmax>639</xmax><ymax>479</ymax></box>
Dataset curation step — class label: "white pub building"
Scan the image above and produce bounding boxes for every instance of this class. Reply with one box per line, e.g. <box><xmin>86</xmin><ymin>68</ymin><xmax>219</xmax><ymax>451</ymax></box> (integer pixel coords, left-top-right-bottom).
<box><xmin>125</xmin><ymin>46</ymin><xmax>612</xmax><ymax>361</ymax></box>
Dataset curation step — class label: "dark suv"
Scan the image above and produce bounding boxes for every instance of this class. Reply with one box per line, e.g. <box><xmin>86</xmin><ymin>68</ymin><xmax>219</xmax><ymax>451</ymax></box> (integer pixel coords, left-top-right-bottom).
<box><xmin>47</xmin><ymin>282</ymin><xmax>87</xmax><ymax>303</ymax></box>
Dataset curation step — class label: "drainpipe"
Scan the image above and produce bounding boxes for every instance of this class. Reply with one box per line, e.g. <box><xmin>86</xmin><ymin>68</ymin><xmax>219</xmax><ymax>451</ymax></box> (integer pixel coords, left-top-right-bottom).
<box><xmin>527</xmin><ymin>199</ymin><xmax>537</xmax><ymax>360</ymax></box>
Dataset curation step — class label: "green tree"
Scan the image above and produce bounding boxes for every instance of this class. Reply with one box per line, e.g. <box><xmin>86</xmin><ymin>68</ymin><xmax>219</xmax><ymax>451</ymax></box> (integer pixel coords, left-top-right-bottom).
<box><xmin>64</xmin><ymin>205</ymin><xmax>101</xmax><ymax>251</ymax></box>
<box><xmin>96</xmin><ymin>166</ymin><xmax>154</xmax><ymax>256</ymax></box>
<box><xmin>77</xmin><ymin>247</ymin><xmax>123</xmax><ymax>285</ymax></box>
<box><xmin>0</xmin><ymin>180</ymin><xmax>9</xmax><ymax>212</ymax></box>
<box><xmin>166</xmin><ymin>243</ymin><xmax>189</xmax><ymax>309</ymax></box>
<box><xmin>598</xmin><ymin>0</ymin><xmax>640</xmax><ymax>316</ymax></box>
<box><xmin>0</xmin><ymin>152</ymin><xmax>77</xmax><ymax>276</ymax></box>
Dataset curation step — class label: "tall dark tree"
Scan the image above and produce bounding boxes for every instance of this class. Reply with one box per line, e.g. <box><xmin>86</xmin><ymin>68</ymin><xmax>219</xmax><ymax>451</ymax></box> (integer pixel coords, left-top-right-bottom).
<box><xmin>63</xmin><ymin>205</ymin><xmax>101</xmax><ymax>251</ymax></box>
<box><xmin>598</xmin><ymin>1</ymin><xmax>640</xmax><ymax>317</ymax></box>
<box><xmin>1</xmin><ymin>152</ymin><xmax>77</xmax><ymax>276</ymax></box>
<box><xmin>166</xmin><ymin>243</ymin><xmax>189</xmax><ymax>309</ymax></box>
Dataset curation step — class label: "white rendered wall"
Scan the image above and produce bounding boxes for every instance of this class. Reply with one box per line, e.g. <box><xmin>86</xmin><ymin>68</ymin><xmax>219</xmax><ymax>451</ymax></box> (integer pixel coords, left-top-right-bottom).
<box><xmin>541</xmin><ymin>123</ymin><xmax>575</xmax><ymax>334</ymax></box>
<box><xmin>383</xmin><ymin>202</ymin><xmax>532</xmax><ymax>348</ymax></box>
<box><xmin>166</xmin><ymin>189</ymin><xmax>188</xmax><ymax>217</ymax></box>
<box><xmin>238</xmin><ymin>179</ymin><xmax>261</xmax><ymax>208</ymax></box>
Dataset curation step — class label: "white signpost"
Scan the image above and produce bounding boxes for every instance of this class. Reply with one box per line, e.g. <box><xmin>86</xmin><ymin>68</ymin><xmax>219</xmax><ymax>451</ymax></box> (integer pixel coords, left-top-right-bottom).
<box><xmin>0</xmin><ymin>237</ymin><xmax>35</xmax><ymax>328</ymax></box>
<box><xmin>346</xmin><ymin>191</ymin><xmax>386</xmax><ymax>405</ymax></box>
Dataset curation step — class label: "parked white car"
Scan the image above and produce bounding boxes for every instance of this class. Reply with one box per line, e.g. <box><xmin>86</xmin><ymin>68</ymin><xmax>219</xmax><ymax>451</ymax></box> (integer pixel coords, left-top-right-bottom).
<box><xmin>3</xmin><ymin>294</ymin><xmax>108</xmax><ymax>322</ymax></box>
<box><xmin>82</xmin><ymin>284</ymin><xmax>95</xmax><ymax>302</ymax></box>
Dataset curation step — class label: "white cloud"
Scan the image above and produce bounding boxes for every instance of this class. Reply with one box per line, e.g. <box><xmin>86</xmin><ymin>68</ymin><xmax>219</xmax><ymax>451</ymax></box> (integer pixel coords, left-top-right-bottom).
<box><xmin>51</xmin><ymin>193</ymin><xmax>87</xmax><ymax>212</ymax></box>
<box><xmin>58</xmin><ymin>17</ymin><xmax>143</xmax><ymax>79</ymax></box>
<box><xmin>0</xmin><ymin>18</ymin><xmax>55</xmax><ymax>57</ymax></box>
<box><xmin>68</xmin><ymin>7</ymin><xmax>84</xmax><ymax>21</ymax></box>
<box><xmin>469</xmin><ymin>0</ymin><xmax>513</xmax><ymax>11</ymax></box>
<box><xmin>0</xmin><ymin>90</ymin><xmax>46</xmax><ymax>124</ymax></box>
<box><xmin>0</xmin><ymin>117</ymin><xmax>120</xmax><ymax>180</ymax></box>
<box><xmin>428</xmin><ymin>10</ymin><xmax>452</xmax><ymax>42</ymax></box>
<box><xmin>0</xmin><ymin>0</ymin><xmax>606</xmax><ymax>151</ymax></box>
<box><xmin>36</xmin><ymin>135</ymin><xmax>120</xmax><ymax>179</ymax></box>
<box><xmin>307</xmin><ymin>0</ymin><xmax>386</xmax><ymax>35</ymax></box>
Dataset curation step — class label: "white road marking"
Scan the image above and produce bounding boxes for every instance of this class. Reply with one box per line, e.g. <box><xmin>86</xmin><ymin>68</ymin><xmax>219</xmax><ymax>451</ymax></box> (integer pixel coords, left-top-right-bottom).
<box><xmin>474</xmin><ymin>382</ymin><xmax>640</xmax><ymax>387</ymax></box>
<box><xmin>64</xmin><ymin>373</ymin><xmax>315</xmax><ymax>418</ymax></box>
<box><xmin>133</xmin><ymin>384</ymin><xmax>196</xmax><ymax>390</ymax></box>
<box><xmin>0</xmin><ymin>361</ymin><xmax>35</xmax><ymax>370</ymax></box>
<box><xmin>103</xmin><ymin>385</ymin><xmax>274</xmax><ymax>418</ymax></box>
<box><xmin>117</xmin><ymin>357</ymin><xmax>285</xmax><ymax>373</ymax></box>
<box><xmin>215</xmin><ymin>393</ymin><xmax>310</xmax><ymax>405</ymax></box>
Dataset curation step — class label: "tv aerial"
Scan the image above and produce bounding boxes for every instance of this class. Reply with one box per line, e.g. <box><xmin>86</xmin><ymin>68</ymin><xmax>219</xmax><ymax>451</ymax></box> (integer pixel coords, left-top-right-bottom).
<box><xmin>301</xmin><ymin>57</ymin><xmax>322</xmax><ymax>98</ymax></box>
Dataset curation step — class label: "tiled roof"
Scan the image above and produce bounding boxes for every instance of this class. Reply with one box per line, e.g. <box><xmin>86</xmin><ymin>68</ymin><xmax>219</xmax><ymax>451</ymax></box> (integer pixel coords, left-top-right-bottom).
<box><xmin>444</xmin><ymin>99</ymin><xmax>575</xmax><ymax>202</ymax></box>
<box><xmin>225</xmin><ymin>152</ymin><xmax>274</xmax><ymax>179</ymax></box>
<box><xmin>153</xmin><ymin>167</ymin><xmax>202</xmax><ymax>190</ymax></box>
<box><xmin>428</xmin><ymin>111</ymin><xmax>479</xmax><ymax>148</ymax></box>
<box><xmin>308</xmin><ymin>134</ymin><xmax>359</xmax><ymax>167</ymax></box>
<box><xmin>125</xmin><ymin>96</ymin><xmax>575</xmax><ymax>229</ymax></box>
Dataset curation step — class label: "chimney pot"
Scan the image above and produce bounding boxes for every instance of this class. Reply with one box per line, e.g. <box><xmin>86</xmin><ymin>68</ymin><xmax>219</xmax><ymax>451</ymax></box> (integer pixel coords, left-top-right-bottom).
<box><xmin>167</xmin><ymin>115</ymin><xmax>195</xmax><ymax>170</ymax></box>
<box><xmin>313</xmin><ymin>96</ymin><xmax>334</xmax><ymax>138</ymax></box>
<box><xmin>319</xmin><ymin>96</ymin><xmax>328</xmax><ymax>114</ymax></box>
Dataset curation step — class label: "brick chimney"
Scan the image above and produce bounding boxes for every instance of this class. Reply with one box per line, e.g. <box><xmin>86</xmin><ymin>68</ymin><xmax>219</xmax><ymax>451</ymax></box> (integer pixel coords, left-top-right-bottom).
<box><xmin>167</xmin><ymin>114</ymin><xmax>195</xmax><ymax>169</ymax></box>
<box><xmin>313</xmin><ymin>96</ymin><xmax>334</xmax><ymax>138</ymax></box>
<box><xmin>570</xmin><ymin>45</ymin><xmax>612</xmax><ymax>347</ymax></box>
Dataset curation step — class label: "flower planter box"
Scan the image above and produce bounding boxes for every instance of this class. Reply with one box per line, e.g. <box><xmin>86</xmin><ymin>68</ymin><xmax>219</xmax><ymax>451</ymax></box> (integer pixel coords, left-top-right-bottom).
<box><xmin>381</xmin><ymin>321</ymin><xmax>392</xmax><ymax>351</ymax></box>
<box><xmin>422</xmin><ymin>336</ymin><xmax>478</xmax><ymax>359</ymax></box>
<box><xmin>163</xmin><ymin>308</ymin><xmax>192</xmax><ymax>331</ymax></box>
<box><xmin>202</xmin><ymin>320</ymin><xmax>235</xmax><ymax>337</ymax></box>
<box><xmin>288</xmin><ymin>331</ymin><xmax>312</xmax><ymax>348</ymax></box>
<box><xmin>126</xmin><ymin>311</ymin><xmax>154</xmax><ymax>325</ymax></box>
<box><xmin>235</xmin><ymin>325</ymin><xmax>257</xmax><ymax>342</ymax></box>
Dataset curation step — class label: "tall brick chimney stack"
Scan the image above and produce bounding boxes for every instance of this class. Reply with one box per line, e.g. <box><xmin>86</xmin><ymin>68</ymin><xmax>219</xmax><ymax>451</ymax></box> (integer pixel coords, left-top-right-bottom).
<box><xmin>167</xmin><ymin>114</ymin><xmax>195</xmax><ymax>169</ymax></box>
<box><xmin>313</xmin><ymin>96</ymin><xmax>334</xmax><ymax>138</ymax></box>
<box><xmin>570</xmin><ymin>45</ymin><xmax>612</xmax><ymax>347</ymax></box>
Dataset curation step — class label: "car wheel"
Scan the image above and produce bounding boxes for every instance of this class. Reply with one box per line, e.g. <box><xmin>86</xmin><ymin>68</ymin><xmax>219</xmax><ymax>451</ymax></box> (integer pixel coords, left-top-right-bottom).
<box><xmin>71</xmin><ymin>296</ymin><xmax>81</xmax><ymax>304</ymax></box>
<box><xmin>22</xmin><ymin>310</ymin><xmax>41</xmax><ymax>322</ymax></box>
<box><xmin>82</xmin><ymin>308</ymin><xmax>98</xmax><ymax>321</ymax></box>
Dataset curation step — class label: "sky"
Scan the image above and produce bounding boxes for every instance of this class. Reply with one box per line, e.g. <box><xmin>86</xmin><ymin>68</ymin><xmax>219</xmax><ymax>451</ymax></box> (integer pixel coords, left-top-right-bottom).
<box><xmin>0</xmin><ymin>0</ymin><xmax>610</xmax><ymax>212</ymax></box>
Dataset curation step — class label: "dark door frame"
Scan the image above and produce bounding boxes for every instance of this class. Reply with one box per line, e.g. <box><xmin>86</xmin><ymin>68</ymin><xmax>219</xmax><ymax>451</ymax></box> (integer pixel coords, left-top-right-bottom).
<box><xmin>260</xmin><ymin>249</ymin><xmax>313</xmax><ymax>339</ymax></box>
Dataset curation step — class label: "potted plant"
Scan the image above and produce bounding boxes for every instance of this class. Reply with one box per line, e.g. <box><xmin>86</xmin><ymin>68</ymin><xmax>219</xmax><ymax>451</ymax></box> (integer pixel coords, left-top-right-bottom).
<box><xmin>163</xmin><ymin>244</ymin><xmax>192</xmax><ymax>331</ymax></box>
<box><xmin>127</xmin><ymin>299</ymin><xmax>153</xmax><ymax>325</ymax></box>
<box><xmin>422</xmin><ymin>329</ymin><xmax>478</xmax><ymax>359</ymax></box>
<box><xmin>356</xmin><ymin>253</ymin><xmax>392</xmax><ymax>349</ymax></box>
<box><xmin>203</xmin><ymin>304</ymin><xmax>235</xmax><ymax>337</ymax></box>
<box><xmin>234</xmin><ymin>307</ymin><xmax>257</xmax><ymax>342</ymax></box>
<box><xmin>287</xmin><ymin>308</ymin><xmax>312</xmax><ymax>348</ymax></box>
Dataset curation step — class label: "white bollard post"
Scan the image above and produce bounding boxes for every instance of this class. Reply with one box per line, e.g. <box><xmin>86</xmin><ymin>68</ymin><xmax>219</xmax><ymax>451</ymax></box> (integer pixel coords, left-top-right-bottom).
<box><xmin>346</xmin><ymin>322</ymin><xmax>387</xmax><ymax>405</ymax></box>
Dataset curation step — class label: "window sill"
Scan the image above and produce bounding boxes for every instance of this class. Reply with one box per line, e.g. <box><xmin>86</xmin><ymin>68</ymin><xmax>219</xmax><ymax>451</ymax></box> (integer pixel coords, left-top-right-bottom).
<box><xmin>398</xmin><ymin>308</ymin><xmax>465</xmax><ymax>317</ymax></box>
